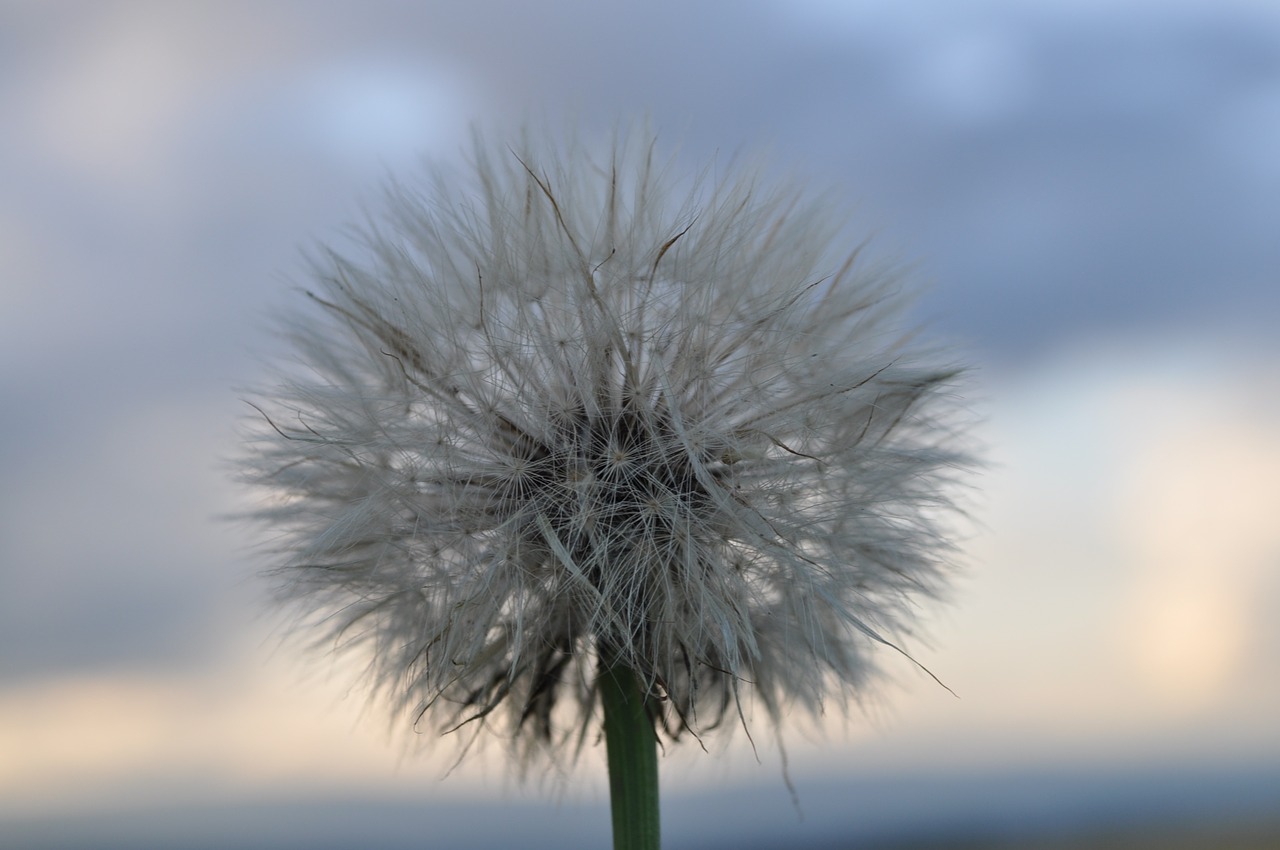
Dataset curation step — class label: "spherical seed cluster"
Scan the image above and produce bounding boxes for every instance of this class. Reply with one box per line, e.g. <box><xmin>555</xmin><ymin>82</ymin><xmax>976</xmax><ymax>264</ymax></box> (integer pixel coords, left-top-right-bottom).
<box><xmin>242</xmin><ymin>129</ymin><xmax>970</xmax><ymax>761</ymax></box>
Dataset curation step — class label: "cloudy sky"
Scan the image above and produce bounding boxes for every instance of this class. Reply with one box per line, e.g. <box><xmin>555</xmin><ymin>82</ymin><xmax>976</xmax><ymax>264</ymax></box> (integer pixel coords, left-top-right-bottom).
<box><xmin>2</xmin><ymin>1</ymin><xmax>1279</xmax><ymax>846</ymax></box>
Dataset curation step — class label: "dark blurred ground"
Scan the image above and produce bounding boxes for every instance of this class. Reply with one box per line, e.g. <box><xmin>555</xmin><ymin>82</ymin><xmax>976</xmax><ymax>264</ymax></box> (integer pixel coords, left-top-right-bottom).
<box><xmin>9</xmin><ymin>818</ymin><xmax>1280</xmax><ymax>850</ymax></box>
<box><xmin>7</xmin><ymin>764</ymin><xmax>1279</xmax><ymax>850</ymax></box>
<box><xmin>867</xmin><ymin>818</ymin><xmax>1280</xmax><ymax>850</ymax></box>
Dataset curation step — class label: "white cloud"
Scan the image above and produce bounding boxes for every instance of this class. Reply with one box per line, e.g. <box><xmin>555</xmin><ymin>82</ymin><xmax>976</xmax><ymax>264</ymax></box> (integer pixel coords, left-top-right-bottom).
<box><xmin>293</xmin><ymin>59</ymin><xmax>472</xmax><ymax>167</ymax></box>
<box><xmin>22</xmin><ymin>5</ymin><xmax>226</xmax><ymax>182</ymax></box>
<box><xmin>900</xmin><ymin>25</ymin><xmax>1037</xmax><ymax>124</ymax></box>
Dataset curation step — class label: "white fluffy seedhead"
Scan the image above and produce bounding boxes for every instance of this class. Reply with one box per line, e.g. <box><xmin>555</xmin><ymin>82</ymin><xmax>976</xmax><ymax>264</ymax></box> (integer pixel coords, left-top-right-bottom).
<box><xmin>242</xmin><ymin>127</ymin><xmax>971</xmax><ymax>764</ymax></box>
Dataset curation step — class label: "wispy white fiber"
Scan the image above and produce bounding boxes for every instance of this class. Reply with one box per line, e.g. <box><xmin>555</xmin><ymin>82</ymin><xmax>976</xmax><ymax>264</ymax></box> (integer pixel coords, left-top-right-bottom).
<box><xmin>239</xmin><ymin>126</ymin><xmax>973</xmax><ymax>764</ymax></box>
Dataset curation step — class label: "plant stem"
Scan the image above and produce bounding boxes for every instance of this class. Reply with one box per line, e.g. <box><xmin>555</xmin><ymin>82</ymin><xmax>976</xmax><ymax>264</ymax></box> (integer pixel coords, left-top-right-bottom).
<box><xmin>600</xmin><ymin>660</ymin><xmax>660</xmax><ymax>850</ymax></box>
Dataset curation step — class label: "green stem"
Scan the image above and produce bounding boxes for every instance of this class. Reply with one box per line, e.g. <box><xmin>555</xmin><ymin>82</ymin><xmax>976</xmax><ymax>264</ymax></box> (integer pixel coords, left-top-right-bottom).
<box><xmin>600</xmin><ymin>660</ymin><xmax>661</xmax><ymax>850</ymax></box>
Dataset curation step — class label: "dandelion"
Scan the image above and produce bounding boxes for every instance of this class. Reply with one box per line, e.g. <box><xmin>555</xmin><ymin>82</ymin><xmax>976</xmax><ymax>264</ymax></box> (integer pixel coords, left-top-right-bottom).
<box><xmin>240</xmin><ymin>126</ymin><xmax>972</xmax><ymax>849</ymax></box>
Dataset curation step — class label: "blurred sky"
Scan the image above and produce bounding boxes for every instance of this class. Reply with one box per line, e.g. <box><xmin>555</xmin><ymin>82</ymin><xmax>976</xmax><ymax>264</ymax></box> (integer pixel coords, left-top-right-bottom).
<box><xmin>2</xmin><ymin>0</ymin><xmax>1279</xmax><ymax>845</ymax></box>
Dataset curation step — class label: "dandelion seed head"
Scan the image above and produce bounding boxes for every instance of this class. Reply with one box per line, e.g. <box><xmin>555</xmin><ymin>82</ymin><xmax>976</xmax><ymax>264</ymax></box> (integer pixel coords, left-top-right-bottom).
<box><xmin>240</xmin><ymin>126</ymin><xmax>973</xmax><ymax>765</ymax></box>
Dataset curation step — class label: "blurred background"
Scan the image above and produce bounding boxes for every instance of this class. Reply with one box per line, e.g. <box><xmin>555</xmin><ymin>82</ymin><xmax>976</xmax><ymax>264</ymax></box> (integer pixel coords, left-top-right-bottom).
<box><xmin>2</xmin><ymin>1</ymin><xmax>1279</xmax><ymax>847</ymax></box>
